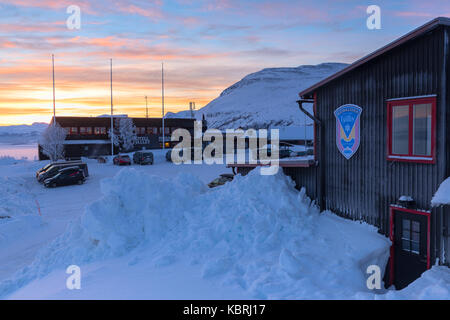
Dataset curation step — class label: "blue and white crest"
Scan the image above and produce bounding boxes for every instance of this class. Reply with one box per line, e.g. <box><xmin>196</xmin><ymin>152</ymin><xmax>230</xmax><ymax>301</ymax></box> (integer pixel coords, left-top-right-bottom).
<box><xmin>334</xmin><ymin>104</ymin><xmax>362</xmax><ymax>159</ymax></box>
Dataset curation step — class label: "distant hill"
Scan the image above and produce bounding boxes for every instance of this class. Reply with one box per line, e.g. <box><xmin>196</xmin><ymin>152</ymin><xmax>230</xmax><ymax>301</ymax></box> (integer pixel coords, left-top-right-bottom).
<box><xmin>166</xmin><ymin>63</ymin><xmax>348</xmax><ymax>129</ymax></box>
<box><xmin>0</xmin><ymin>123</ymin><xmax>48</xmax><ymax>144</ymax></box>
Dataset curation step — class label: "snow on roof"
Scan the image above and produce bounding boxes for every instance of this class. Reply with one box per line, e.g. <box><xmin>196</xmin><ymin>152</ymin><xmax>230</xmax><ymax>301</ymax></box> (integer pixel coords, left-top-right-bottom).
<box><xmin>97</xmin><ymin>114</ymin><xmax>128</xmax><ymax>118</ymax></box>
<box><xmin>431</xmin><ymin>177</ymin><xmax>450</xmax><ymax>206</ymax></box>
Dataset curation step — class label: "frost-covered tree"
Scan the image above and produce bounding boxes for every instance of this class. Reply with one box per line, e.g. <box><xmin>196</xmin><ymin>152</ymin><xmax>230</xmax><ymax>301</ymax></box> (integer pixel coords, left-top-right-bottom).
<box><xmin>109</xmin><ymin>117</ymin><xmax>137</xmax><ymax>152</ymax></box>
<box><xmin>39</xmin><ymin>123</ymin><xmax>67</xmax><ymax>161</ymax></box>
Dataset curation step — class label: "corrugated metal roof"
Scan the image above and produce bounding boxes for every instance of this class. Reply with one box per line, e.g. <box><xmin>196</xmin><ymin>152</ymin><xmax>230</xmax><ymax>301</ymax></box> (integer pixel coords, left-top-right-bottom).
<box><xmin>299</xmin><ymin>17</ymin><xmax>450</xmax><ymax>98</ymax></box>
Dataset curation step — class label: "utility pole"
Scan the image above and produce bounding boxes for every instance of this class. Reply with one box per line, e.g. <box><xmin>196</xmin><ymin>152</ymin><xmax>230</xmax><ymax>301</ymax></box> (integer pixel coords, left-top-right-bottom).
<box><xmin>52</xmin><ymin>54</ymin><xmax>56</xmax><ymax>126</ymax></box>
<box><xmin>162</xmin><ymin>62</ymin><xmax>165</xmax><ymax>150</ymax></box>
<box><xmin>145</xmin><ymin>96</ymin><xmax>148</xmax><ymax>119</ymax></box>
<box><xmin>52</xmin><ymin>54</ymin><xmax>57</xmax><ymax>160</ymax></box>
<box><xmin>110</xmin><ymin>58</ymin><xmax>114</xmax><ymax>156</ymax></box>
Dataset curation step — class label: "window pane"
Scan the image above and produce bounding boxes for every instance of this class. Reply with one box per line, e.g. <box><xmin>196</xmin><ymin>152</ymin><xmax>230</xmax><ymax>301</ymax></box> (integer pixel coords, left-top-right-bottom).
<box><xmin>413</xmin><ymin>103</ymin><xmax>432</xmax><ymax>156</ymax></box>
<box><xmin>411</xmin><ymin>241</ymin><xmax>420</xmax><ymax>254</ymax></box>
<box><xmin>412</xmin><ymin>220</ymin><xmax>420</xmax><ymax>233</ymax></box>
<box><xmin>403</xmin><ymin>229</ymin><xmax>410</xmax><ymax>240</ymax></box>
<box><xmin>402</xmin><ymin>239</ymin><xmax>411</xmax><ymax>251</ymax></box>
<box><xmin>412</xmin><ymin>232</ymin><xmax>420</xmax><ymax>242</ymax></box>
<box><xmin>392</xmin><ymin>105</ymin><xmax>410</xmax><ymax>154</ymax></box>
<box><xmin>402</xmin><ymin>219</ymin><xmax>410</xmax><ymax>231</ymax></box>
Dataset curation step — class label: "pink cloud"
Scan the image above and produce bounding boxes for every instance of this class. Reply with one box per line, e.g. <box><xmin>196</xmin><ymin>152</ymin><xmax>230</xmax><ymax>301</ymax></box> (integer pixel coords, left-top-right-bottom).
<box><xmin>394</xmin><ymin>11</ymin><xmax>434</xmax><ymax>18</ymax></box>
<box><xmin>116</xmin><ymin>3</ymin><xmax>165</xmax><ymax>20</ymax></box>
<box><xmin>0</xmin><ymin>0</ymin><xmax>96</xmax><ymax>14</ymax></box>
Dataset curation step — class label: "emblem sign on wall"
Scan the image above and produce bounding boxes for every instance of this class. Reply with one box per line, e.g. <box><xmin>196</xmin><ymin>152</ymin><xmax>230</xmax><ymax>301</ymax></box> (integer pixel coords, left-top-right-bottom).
<box><xmin>334</xmin><ymin>104</ymin><xmax>362</xmax><ymax>159</ymax></box>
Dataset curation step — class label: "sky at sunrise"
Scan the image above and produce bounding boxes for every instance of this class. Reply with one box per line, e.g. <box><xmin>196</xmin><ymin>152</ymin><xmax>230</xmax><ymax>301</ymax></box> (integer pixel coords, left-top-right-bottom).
<box><xmin>0</xmin><ymin>0</ymin><xmax>449</xmax><ymax>125</ymax></box>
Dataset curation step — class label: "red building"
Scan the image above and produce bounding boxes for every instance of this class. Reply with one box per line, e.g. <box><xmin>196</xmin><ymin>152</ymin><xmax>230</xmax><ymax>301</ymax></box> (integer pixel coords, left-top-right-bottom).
<box><xmin>38</xmin><ymin>116</ymin><xmax>206</xmax><ymax>160</ymax></box>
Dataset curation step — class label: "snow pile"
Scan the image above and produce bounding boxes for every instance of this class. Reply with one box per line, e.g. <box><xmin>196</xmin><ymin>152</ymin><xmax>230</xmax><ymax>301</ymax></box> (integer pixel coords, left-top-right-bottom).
<box><xmin>432</xmin><ymin>177</ymin><xmax>450</xmax><ymax>206</ymax></box>
<box><xmin>0</xmin><ymin>177</ymin><xmax>42</xmax><ymax>246</ymax></box>
<box><xmin>167</xmin><ymin>63</ymin><xmax>347</xmax><ymax>129</ymax></box>
<box><xmin>363</xmin><ymin>266</ymin><xmax>450</xmax><ymax>300</ymax></box>
<box><xmin>0</xmin><ymin>168</ymin><xmax>392</xmax><ymax>299</ymax></box>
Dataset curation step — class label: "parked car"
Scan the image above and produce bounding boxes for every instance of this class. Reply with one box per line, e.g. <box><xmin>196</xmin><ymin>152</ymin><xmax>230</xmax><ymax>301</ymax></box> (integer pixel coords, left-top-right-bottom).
<box><xmin>97</xmin><ymin>156</ymin><xmax>107</xmax><ymax>163</ymax></box>
<box><xmin>133</xmin><ymin>151</ymin><xmax>154</xmax><ymax>165</ymax></box>
<box><xmin>257</xmin><ymin>144</ymin><xmax>272</xmax><ymax>158</ymax></box>
<box><xmin>37</xmin><ymin>162</ymin><xmax>88</xmax><ymax>182</ymax></box>
<box><xmin>208</xmin><ymin>173</ymin><xmax>234</xmax><ymax>188</ymax></box>
<box><xmin>113</xmin><ymin>154</ymin><xmax>131</xmax><ymax>166</ymax></box>
<box><xmin>294</xmin><ymin>148</ymin><xmax>314</xmax><ymax>157</ymax></box>
<box><xmin>166</xmin><ymin>147</ymin><xmax>203</xmax><ymax>163</ymax></box>
<box><xmin>43</xmin><ymin>167</ymin><xmax>85</xmax><ymax>188</ymax></box>
<box><xmin>257</xmin><ymin>144</ymin><xmax>296</xmax><ymax>159</ymax></box>
<box><xmin>165</xmin><ymin>149</ymin><xmax>173</xmax><ymax>162</ymax></box>
<box><xmin>36</xmin><ymin>160</ymin><xmax>82</xmax><ymax>179</ymax></box>
<box><xmin>279</xmin><ymin>146</ymin><xmax>295</xmax><ymax>159</ymax></box>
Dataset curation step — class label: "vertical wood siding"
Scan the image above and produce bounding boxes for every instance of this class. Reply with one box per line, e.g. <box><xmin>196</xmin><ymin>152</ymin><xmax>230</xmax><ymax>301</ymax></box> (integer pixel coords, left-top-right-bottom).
<box><xmin>286</xmin><ymin>26</ymin><xmax>449</xmax><ymax>263</ymax></box>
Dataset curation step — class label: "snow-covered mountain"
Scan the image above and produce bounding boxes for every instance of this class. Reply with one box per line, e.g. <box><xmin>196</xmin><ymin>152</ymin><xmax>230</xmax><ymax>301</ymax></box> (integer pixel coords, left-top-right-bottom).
<box><xmin>166</xmin><ymin>63</ymin><xmax>348</xmax><ymax>129</ymax></box>
<box><xmin>0</xmin><ymin>123</ymin><xmax>48</xmax><ymax>144</ymax></box>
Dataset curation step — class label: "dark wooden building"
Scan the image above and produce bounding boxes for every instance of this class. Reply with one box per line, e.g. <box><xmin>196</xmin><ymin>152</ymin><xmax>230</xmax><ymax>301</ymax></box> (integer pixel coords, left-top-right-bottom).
<box><xmin>39</xmin><ymin>116</ymin><xmax>205</xmax><ymax>160</ymax></box>
<box><xmin>233</xmin><ymin>17</ymin><xmax>450</xmax><ymax>289</ymax></box>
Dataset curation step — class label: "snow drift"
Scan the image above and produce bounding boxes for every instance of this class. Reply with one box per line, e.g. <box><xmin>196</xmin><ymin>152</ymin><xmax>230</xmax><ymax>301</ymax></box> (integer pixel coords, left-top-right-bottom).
<box><xmin>432</xmin><ymin>177</ymin><xmax>450</xmax><ymax>206</ymax></box>
<box><xmin>381</xmin><ymin>266</ymin><xmax>450</xmax><ymax>299</ymax></box>
<box><xmin>166</xmin><ymin>63</ymin><xmax>348</xmax><ymax>129</ymax></box>
<box><xmin>0</xmin><ymin>176</ymin><xmax>43</xmax><ymax>246</ymax></box>
<box><xmin>1</xmin><ymin>168</ymin><xmax>397</xmax><ymax>299</ymax></box>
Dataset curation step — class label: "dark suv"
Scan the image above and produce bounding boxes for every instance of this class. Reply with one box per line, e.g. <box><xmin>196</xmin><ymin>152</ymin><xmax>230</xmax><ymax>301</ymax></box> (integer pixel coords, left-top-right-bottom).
<box><xmin>133</xmin><ymin>151</ymin><xmax>154</xmax><ymax>165</ymax></box>
<box><xmin>166</xmin><ymin>147</ymin><xmax>203</xmax><ymax>162</ymax></box>
<box><xmin>37</xmin><ymin>162</ymin><xmax>88</xmax><ymax>182</ymax></box>
<box><xmin>36</xmin><ymin>160</ymin><xmax>83</xmax><ymax>179</ymax></box>
<box><xmin>43</xmin><ymin>167</ymin><xmax>85</xmax><ymax>188</ymax></box>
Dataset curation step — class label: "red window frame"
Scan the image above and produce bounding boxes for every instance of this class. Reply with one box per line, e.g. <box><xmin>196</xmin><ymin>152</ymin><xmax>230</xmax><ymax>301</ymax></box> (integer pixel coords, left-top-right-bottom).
<box><xmin>387</xmin><ymin>96</ymin><xmax>436</xmax><ymax>164</ymax></box>
<box><xmin>94</xmin><ymin>127</ymin><xmax>106</xmax><ymax>135</ymax></box>
<box><xmin>80</xmin><ymin>127</ymin><xmax>91</xmax><ymax>135</ymax></box>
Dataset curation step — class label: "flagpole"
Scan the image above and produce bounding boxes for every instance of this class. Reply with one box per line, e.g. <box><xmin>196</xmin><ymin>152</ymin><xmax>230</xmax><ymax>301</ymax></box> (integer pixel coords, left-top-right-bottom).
<box><xmin>110</xmin><ymin>58</ymin><xmax>114</xmax><ymax>156</ymax></box>
<box><xmin>162</xmin><ymin>62</ymin><xmax>165</xmax><ymax>150</ymax></box>
<box><xmin>145</xmin><ymin>96</ymin><xmax>148</xmax><ymax>119</ymax></box>
<box><xmin>52</xmin><ymin>54</ymin><xmax>56</xmax><ymax>126</ymax></box>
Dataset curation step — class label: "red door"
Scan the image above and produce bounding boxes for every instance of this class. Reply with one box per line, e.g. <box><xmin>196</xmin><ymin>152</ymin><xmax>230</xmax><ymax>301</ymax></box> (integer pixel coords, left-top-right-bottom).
<box><xmin>389</xmin><ymin>206</ymin><xmax>430</xmax><ymax>290</ymax></box>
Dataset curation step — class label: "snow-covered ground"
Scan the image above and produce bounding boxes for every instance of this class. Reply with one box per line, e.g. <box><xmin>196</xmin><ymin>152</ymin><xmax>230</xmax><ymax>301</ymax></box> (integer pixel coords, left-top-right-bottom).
<box><xmin>0</xmin><ymin>150</ymin><xmax>448</xmax><ymax>300</ymax></box>
<box><xmin>0</xmin><ymin>151</ymin><xmax>228</xmax><ymax>287</ymax></box>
